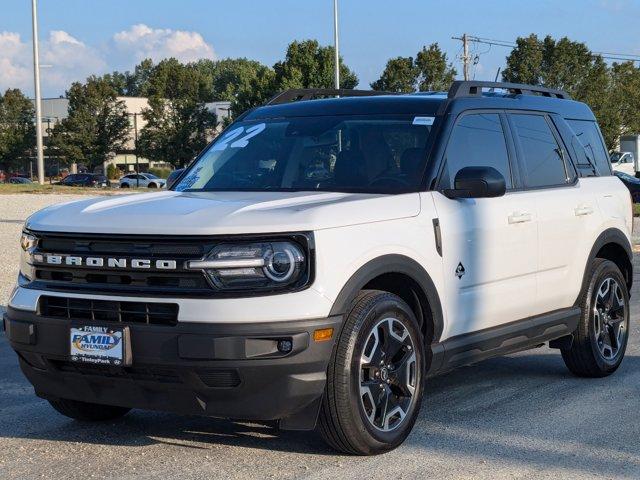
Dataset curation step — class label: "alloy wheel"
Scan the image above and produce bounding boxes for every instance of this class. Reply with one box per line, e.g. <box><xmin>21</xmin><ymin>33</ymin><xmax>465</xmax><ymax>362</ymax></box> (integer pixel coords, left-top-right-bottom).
<box><xmin>359</xmin><ymin>317</ymin><xmax>418</xmax><ymax>432</ymax></box>
<box><xmin>593</xmin><ymin>277</ymin><xmax>628</xmax><ymax>360</ymax></box>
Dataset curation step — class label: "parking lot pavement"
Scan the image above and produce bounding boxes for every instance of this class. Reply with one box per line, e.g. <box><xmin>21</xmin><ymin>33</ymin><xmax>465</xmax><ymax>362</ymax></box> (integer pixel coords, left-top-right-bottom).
<box><xmin>0</xmin><ymin>193</ymin><xmax>639</xmax><ymax>480</ymax></box>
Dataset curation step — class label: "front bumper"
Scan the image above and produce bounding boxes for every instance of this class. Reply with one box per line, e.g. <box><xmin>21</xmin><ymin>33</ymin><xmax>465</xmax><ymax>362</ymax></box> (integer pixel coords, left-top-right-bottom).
<box><xmin>4</xmin><ymin>307</ymin><xmax>341</xmax><ymax>430</ymax></box>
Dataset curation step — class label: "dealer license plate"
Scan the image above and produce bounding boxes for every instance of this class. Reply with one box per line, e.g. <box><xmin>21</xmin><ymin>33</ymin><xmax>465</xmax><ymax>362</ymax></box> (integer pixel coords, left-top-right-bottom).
<box><xmin>70</xmin><ymin>325</ymin><xmax>130</xmax><ymax>366</ymax></box>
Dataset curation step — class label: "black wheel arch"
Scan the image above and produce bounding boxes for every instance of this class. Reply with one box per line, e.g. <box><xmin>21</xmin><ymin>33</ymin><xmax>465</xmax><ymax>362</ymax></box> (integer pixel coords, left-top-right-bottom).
<box><xmin>578</xmin><ymin>228</ymin><xmax>633</xmax><ymax>303</ymax></box>
<box><xmin>329</xmin><ymin>254</ymin><xmax>444</xmax><ymax>344</ymax></box>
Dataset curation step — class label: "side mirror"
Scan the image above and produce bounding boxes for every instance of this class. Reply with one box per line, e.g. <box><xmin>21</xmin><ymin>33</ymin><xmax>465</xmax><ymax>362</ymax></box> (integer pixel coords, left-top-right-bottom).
<box><xmin>444</xmin><ymin>166</ymin><xmax>506</xmax><ymax>199</ymax></box>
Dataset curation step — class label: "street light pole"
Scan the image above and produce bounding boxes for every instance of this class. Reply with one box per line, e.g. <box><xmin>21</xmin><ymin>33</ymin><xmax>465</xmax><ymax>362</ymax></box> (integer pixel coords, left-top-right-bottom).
<box><xmin>133</xmin><ymin>113</ymin><xmax>139</xmax><ymax>188</ymax></box>
<box><xmin>333</xmin><ymin>0</ymin><xmax>340</xmax><ymax>89</ymax></box>
<box><xmin>31</xmin><ymin>0</ymin><xmax>45</xmax><ymax>184</ymax></box>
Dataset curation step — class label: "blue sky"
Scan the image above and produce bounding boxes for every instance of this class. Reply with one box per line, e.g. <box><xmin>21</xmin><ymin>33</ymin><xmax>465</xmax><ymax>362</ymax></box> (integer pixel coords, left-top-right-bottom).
<box><xmin>2</xmin><ymin>0</ymin><xmax>639</xmax><ymax>97</ymax></box>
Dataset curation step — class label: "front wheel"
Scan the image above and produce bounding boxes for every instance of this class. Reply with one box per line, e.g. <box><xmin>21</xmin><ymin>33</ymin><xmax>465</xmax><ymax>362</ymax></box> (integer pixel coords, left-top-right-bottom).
<box><xmin>318</xmin><ymin>290</ymin><xmax>425</xmax><ymax>455</ymax></box>
<box><xmin>561</xmin><ymin>259</ymin><xmax>630</xmax><ymax>377</ymax></box>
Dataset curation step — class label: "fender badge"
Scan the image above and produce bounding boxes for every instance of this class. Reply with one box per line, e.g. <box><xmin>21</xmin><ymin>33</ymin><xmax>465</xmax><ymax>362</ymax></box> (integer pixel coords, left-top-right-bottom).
<box><xmin>455</xmin><ymin>262</ymin><xmax>466</xmax><ymax>279</ymax></box>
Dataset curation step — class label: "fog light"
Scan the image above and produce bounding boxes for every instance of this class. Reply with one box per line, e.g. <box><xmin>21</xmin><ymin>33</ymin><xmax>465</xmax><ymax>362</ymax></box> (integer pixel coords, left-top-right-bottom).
<box><xmin>277</xmin><ymin>339</ymin><xmax>293</xmax><ymax>353</ymax></box>
<box><xmin>313</xmin><ymin>328</ymin><xmax>334</xmax><ymax>342</ymax></box>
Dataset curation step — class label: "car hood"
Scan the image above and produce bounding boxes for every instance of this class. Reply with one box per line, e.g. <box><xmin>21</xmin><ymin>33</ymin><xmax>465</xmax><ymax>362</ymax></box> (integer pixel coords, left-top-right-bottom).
<box><xmin>25</xmin><ymin>190</ymin><xmax>421</xmax><ymax>235</ymax></box>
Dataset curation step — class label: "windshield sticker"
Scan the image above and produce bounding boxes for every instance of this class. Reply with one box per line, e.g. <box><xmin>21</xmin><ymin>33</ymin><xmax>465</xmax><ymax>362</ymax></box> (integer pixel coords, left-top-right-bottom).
<box><xmin>413</xmin><ymin>116</ymin><xmax>435</xmax><ymax>126</ymax></box>
<box><xmin>212</xmin><ymin>123</ymin><xmax>266</xmax><ymax>151</ymax></box>
<box><xmin>174</xmin><ymin>166</ymin><xmax>203</xmax><ymax>191</ymax></box>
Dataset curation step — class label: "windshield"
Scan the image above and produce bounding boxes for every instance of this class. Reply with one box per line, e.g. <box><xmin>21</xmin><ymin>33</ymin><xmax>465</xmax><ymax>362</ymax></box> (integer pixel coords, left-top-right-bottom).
<box><xmin>610</xmin><ymin>152</ymin><xmax>623</xmax><ymax>163</ymax></box>
<box><xmin>174</xmin><ymin>114</ymin><xmax>435</xmax><ymax>193</ymax></box>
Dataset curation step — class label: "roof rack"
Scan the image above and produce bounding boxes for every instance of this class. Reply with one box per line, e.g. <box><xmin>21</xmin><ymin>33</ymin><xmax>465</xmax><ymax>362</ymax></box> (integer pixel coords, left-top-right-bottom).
<box><xmin>448</xmin><ymin>81</ymin><xmax>570</xmax><ymax>100</ymax></box>
<box><xmin>266</xmin><ymin>88</ymin><xmax>396</xmax><ymax>106</ymax></box>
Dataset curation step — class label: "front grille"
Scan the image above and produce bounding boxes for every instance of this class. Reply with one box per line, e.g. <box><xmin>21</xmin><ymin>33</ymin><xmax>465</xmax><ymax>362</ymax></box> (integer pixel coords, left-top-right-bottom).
<box><xmin>30</xmin><ymin>233</ymin><xmax>215</xmax><ymax>297</ymax></box>
<box><xmin>39</xmin><ymin>295</ymin><xmax>179</xmax><ymax>326</ymax></box>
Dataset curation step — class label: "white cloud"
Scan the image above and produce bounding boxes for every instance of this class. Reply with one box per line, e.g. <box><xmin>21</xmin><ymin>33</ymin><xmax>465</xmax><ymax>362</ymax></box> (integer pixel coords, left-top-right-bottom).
<box><xmin>0</xmin><ymin>24</ymin><xmax>216</xmax><ymax>96</ymax></box>
<box><xmin>0</xmin><ymin>30</ymin><xmax>107</xmax><ymax>95</ymax></box>
<box><xmin>0</xmin><ymin>32</ymin><xmax>32</xmax><ymax>93</ymax></box>
<box><xmin>112</xmin><ymin>24</ymin><xmax>216</xmax><ymax>64</ymax></box>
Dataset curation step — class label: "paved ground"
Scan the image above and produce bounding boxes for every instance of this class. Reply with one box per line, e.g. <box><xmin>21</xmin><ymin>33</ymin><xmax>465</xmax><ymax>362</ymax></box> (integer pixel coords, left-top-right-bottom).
<box><xmin>0</xmin><ymin>193</ymin><xmax>639</xmax><ymax>479</ymax></box>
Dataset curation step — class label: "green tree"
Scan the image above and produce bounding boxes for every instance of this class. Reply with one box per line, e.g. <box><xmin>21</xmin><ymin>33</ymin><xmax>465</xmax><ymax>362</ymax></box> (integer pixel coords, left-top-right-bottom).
<box><xmin>49</xmin><ymin>77</ymin><xmax>129</xmax><ymax>169</ymax></box>
<box><xmin>502</xmin><ymin>34</ymin><xmax>638</xmax><ymax>150</ymax></box>
<box><xmin>371</xmin><ymin>57</ymin><xmax>416</xmax><ymax>93</ymax></box>
<box><xmin>195</xmin><ymin>58</ymin><xmax>276</xmax><ymax>117</ymax></box>
<box><xmin>0</xmin><ymin>88</ymin><xmax>35</xmax><ymax>172</ymax></box>
<box><xmin>372</xmin><ymin>43</ymin><xmax>456</xmax><ymax>92</ymax></box>
<box><xmin>100</xmin><ymin>59</ymin><xmax>156</xmax><ymax>97</ymax></box>
<box><xmin>274</xmin><ymin>39</ymin><xmax>358</xmax><ymax>90</ymax></box>
<box><xmin>415</xmin><ymin>43</ymin><xmax>457</xmax><ymax>91</ymax></box>
<box><xmin>138</xmin><ymin>60</ymin><xmax>216</xmax><ymax>168</ymax></box>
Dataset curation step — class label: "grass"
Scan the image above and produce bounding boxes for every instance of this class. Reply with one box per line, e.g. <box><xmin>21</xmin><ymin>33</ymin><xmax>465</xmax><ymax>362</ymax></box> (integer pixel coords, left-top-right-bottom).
<box><xmin>0</xmin><ymin>183</ymin><xmax>148</xmax><ymax>195</ymax></box>
<box><xmin>634</xmin><ymin>203</ymin><xmax>640</xmax><ymax>217</ymax></box>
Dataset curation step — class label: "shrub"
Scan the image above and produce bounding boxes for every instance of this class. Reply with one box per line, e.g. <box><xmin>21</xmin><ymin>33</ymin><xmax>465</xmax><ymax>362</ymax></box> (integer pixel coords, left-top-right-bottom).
<box><xmin>106</xmin><ymin>163</ymin><xmax>120</xmax><ymax>180</ymax></box>
<box><xmin>148</xmin><ymin>167</ymin><xmax>172</xmax><ymax>179</ymax></box>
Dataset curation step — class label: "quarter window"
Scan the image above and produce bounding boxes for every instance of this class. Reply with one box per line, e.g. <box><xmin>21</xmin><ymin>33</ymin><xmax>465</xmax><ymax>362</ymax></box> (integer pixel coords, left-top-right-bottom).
<box><xmin>443</xmin><ymin>113</ymin><xmax>512</xmax><ymax>189</ymax></box>
<box><xmin>566</xmin><ymin>119</ymin><xmax>611</xmax><ymax>176</ymax></box>
<box><xmin>511</xmin><ymin>114</ymin><xmax>567</xmax><ymax>188</ymax></box>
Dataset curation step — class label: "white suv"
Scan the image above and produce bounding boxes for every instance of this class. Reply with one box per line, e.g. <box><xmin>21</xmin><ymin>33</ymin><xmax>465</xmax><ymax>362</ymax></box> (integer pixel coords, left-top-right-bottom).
<box><xmin>6</xmin><ymin>82</ymin><xmax>633</xmax><ymax>455</ymax></box>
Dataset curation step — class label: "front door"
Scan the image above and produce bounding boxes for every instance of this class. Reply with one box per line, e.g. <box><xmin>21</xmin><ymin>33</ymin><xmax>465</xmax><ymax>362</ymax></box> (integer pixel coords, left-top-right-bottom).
<box><xmin>433</xmin><ymin>112</ymin><xmax>538</xmax><ymax>340</ymax></box>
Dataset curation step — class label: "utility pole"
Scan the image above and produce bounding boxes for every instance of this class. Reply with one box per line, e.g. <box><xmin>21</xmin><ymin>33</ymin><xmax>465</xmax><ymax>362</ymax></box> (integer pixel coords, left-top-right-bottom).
<box><xmin>31</xmin><ymin>0</ymin><xmax>45</xmax><ymax>184</ymax></box>
<box><xmin>333</xmin><ymin>0</ymin><xmax>340</xmax><ymax>89</ymax></box>
<box><xmin>452</xmin><ymin>33</ymin><xmax>472</xmax><ymax>81</ymax></box>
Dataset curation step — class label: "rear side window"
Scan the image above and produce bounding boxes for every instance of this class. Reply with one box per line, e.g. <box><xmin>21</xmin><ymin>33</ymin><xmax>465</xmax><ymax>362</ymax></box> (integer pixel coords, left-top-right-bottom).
<box><xmin>443</xmin><ymin>113</ymin><xmax>512</xmax><ymax>189</ymax></box>
<box><xmin>511</xmin><ymin>114</ymin><xmax>567</xmax><ymax>188</ymax></box>
<box><xmin>566</xmin><ymin>119</ymin><xmax>611</xmax><ymax>176</ymax></box>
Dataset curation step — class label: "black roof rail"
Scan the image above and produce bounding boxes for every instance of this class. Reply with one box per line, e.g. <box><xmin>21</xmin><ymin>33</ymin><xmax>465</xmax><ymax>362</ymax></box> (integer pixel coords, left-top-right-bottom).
<box><xmin>448</xmin><ymin>81</ymin><xmax>571</xmax><ymax>100</ymax></box>
<box><xmin>265</xmin><ymin>88</ymin><xmax>396</xmax><ymax>106</ymax></box>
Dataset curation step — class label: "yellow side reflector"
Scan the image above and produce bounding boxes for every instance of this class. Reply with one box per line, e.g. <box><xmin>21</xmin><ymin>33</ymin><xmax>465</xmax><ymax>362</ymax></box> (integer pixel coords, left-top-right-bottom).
<box><xmin>313</xmin><ymin>328</ymin><xmax>334</xmax><ymax>342</ymax></box>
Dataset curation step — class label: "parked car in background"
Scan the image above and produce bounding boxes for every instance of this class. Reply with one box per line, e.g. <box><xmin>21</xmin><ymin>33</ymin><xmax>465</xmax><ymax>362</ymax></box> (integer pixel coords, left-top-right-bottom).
<box><xmin>5</xmin><ymin>177</ymin><xmax>33</xmax><ymax>184</ymax></box>
<box><xmin>613</xmin><ymin>170</ymin><xmax>640</xmax><ymax>203</ymax></box>
<box><xmin>165</xmin><ymin>168</ymin><xmax>185</xmax><ymax>189</ymax></box>
<box><xmin>119</xmin><ymin>173</ymin><xmax>166</xmax><ymax>188</ymax></box>
<box><xmin>610</xmin><ymin>151</ymin><xmax>636</xmax><ymax>176</ymax></box>
<box><xmin>57</xmin><ymin>173</ymin><xmax>110</xmax><ymax>188</ymax></box>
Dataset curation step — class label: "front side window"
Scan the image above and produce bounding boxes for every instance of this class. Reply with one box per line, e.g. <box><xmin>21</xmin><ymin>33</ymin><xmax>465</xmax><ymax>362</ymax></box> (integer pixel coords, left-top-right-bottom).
<box><xmin>511</xmin><ymin>114</ymin><xmax>568</xmax><ymax>188</ymax></box>
<box><xmin>442</xmin><ymin>113</ymin><xmax>512</xmax><ymax>189</ymax></box>
<box><xmin>174</xmin><ymin>114</ymin><xmax>435</xmax><ymax>193</ymax></box>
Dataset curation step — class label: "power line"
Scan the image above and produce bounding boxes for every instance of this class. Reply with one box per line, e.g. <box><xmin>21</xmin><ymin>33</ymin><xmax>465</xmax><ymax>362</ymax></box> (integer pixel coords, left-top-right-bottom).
<box><xmin>455</xmin><ymin>34</ymin><xmax>640</xmax><ymax>63</ymax></box>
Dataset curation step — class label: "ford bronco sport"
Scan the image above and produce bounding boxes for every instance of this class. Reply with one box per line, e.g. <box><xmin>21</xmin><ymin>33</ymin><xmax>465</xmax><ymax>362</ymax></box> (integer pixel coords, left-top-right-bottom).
<box><xmin>5</xmin><ymin>81</ymin><xmax>633</xmax><ymax>455</ymax></box>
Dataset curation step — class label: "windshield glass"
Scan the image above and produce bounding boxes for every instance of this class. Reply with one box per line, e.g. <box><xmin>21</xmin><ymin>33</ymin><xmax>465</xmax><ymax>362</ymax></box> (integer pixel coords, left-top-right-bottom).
<box><xmin>610</xmin><ymin>152</ymin><xmax>622</xmax><ymax>163</ymax></box>
<box><xmin>174</xmin><ymin>114</ymin><xmax>435</xmax><ymax>193</ymax></box>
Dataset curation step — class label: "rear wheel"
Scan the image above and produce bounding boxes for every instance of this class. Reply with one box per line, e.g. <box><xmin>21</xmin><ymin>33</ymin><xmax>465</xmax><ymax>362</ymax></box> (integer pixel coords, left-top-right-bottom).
<box><xmin>148</xmin><ymin>183</ymin><xmax>157</xmax><ymax>188</ymax></box>
<box><xmin>120</xmin><ymin>183</ymin><xmax>129</xmax><ymax>188</ymax></box>
<box><xmin>49</xmin><ymin>398</ymin><xmax>131</xmax><ymax>421</ymax></box>
<box><xmin>318</xmin><ymin>290</ymin><xmax>425</xmax><ymax>455</ymax></box>
<box><xmin>561</xmin><ymin>259</ymin><xmax>630</xmax><ymax>377</ymax></box>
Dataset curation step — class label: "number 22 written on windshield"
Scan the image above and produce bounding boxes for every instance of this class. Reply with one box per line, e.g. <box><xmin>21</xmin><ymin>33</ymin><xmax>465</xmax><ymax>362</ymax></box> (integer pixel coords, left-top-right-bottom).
<box><xmin>212</xmin><ymin>123</ymin><xmax>266</xmax><ymax>151</ymax></box>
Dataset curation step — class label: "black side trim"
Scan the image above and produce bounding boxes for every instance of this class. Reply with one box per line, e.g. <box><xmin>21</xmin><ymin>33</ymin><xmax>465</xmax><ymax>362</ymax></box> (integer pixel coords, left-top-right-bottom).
<box><xmin>428</xmin><ymin>307</ymin><xmax>581</xmax><ymax>375</ymax></box>
<box><xmin>580</xmin><ymin>228</ymin><xmax>633</xmax><ymax>298</ymax></box>
<box><xmin>329</xmin><ymin>254</ymin><xmax>444</xmax><ymax>342</ymax></box>
<box><xmin>432</xmin><ymin>218</ymin><xmax>442</xmax><ymax>257</ymax></box>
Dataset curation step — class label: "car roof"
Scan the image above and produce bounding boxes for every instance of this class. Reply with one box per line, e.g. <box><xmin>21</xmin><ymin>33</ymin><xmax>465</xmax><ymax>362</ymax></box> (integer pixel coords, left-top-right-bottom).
<box><xmin>243</xmin><ymin>90</ymin><xmax>595</xmax><ymax>122</ymax></box>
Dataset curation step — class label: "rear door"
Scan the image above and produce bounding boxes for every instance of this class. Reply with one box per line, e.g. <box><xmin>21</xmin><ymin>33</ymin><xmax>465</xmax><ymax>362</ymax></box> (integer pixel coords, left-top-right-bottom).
<box><xmin>433</xmin><ymin>111</ymin><xmax>538</xmax><ymax>339</ymax></box>
<box><xmin>508</xmin><ymin>113</ymin><xmax>595</xmax><ymax>315</ymax></box>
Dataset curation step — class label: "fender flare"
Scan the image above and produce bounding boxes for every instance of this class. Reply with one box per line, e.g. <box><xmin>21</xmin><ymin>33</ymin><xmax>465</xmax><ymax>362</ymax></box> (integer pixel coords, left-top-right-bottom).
<box><xmin>578</xmin><ymin>227</ymin><xmax>633</xmax><ymax>301</ymax></box>
<box><xmin>328</xmin><ymin>254</ymin><xmax>444</xmax><ymax>342</ymax></box>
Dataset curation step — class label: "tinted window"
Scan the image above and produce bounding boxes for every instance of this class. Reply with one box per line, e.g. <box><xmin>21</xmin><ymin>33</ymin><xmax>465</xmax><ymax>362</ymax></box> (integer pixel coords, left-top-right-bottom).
<box><xmin>567</xmin><ymin>119</ymin><xmax>611</xmax><ymax>176</ymax></box>
<box><xmin>443</xmin><ymin>113</ymin><xmax>512</xmax><ymax>189</ymax></box>
<box><xmin>511</xmin><ymin>114</ymin><xmax>567</xmax><ymax>188</ymax></box>
<box><xmin>174</xmin><ymin>115</ymin><xmax>434</xmax><ymax>193</ymax></box>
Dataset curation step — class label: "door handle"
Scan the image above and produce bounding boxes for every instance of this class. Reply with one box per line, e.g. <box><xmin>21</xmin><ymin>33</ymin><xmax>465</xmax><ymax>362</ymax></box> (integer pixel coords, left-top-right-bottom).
<box><xmin>574</xmin><ymin>205</ymin><xmax>594</xmax><ymax>216</ymax></box>
<box><xmin>508</xmin><ymin>211</ymin><xmax>532</xmax><ymax>224</ymax></box>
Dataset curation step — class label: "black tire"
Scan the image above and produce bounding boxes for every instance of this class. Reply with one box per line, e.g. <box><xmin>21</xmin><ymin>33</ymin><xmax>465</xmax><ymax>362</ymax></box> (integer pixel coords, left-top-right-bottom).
<box><xmin>561</xmin><ymin>259</ymin><xmax>630</xmax><ymax>377</ymax></box>
<box><xmin>318</xmin><ymin>290</ymin><xmax>426</xmax><ymax>455</ymax></box>
<box><xmin>120</xmin><ymin>183</ymin><xmax>129</xmax><ymax>188</ymax></box>
<box><xmin>148</xmin><ymin>183</ymin><xmax>157</xmax><ymax>188</ymax></box>
<box><xmin>48</xmin><ymin>398</ymin><xmax>131</xmax><ymax>421</ymax></box>
<box><xmin>632</xmin><ymin>192</ymin><xmax>640</xmax><ymax>204</ymax></box>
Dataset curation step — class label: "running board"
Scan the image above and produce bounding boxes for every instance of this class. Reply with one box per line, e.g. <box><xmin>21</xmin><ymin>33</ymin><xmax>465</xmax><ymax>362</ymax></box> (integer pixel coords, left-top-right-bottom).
<box><xmin>428</xmin><ymin>307</ymin><xmax>581</xmax><ymax>376</ymax></box>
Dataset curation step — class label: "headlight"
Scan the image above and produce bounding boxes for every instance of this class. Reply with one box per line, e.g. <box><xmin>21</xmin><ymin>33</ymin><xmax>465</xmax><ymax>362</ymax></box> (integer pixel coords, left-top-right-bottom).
<box><xmin>188</xmin><ymin>241</ymin><xmax>307</xmax><ymax>292</ymax></box>
<box><xmin>19</xmin><ymin>231</ymin><xmax>38</xmax><ymax>281</ymax></box>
